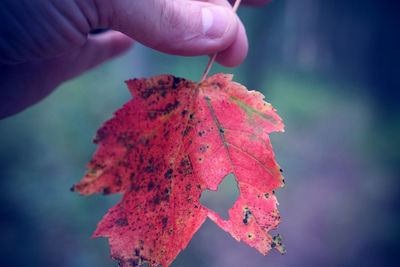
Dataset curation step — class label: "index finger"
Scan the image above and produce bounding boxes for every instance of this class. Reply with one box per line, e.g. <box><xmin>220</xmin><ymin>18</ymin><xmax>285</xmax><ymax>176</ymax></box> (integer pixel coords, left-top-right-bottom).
<box><xmin>197</xmin><ymin>0</ymin><xmax>272</xmax><ymax>7</ymax></box>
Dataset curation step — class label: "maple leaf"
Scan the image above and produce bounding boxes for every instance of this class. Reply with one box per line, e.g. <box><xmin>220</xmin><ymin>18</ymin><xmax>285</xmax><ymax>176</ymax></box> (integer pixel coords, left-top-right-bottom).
<box><xmin>72</xmin><ymin>73</ymin><xmax>285</xmax><ymax>267</ymax></box>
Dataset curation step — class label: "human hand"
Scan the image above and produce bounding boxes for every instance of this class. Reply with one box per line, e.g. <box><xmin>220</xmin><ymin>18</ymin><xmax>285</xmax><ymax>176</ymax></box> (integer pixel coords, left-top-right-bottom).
<box><xmin>0</xmin><ymin>0</ymin><xmax>272</xmax><ymax>119</ymax></box>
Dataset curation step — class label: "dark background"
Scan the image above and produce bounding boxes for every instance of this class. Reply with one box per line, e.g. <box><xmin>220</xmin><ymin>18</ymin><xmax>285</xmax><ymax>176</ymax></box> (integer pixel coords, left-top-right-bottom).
<box><xmin>1</xmin><ymin>0</ymin><xmax>399</xmax><ymax>266</ymax></box>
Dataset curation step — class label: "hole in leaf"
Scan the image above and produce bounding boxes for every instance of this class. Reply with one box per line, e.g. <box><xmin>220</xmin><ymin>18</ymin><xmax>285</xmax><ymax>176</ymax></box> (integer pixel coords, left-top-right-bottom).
<box><xmin>200</xmin><ymin>174</ymin><xmax>239</xmax><ymax>220</ymax></box>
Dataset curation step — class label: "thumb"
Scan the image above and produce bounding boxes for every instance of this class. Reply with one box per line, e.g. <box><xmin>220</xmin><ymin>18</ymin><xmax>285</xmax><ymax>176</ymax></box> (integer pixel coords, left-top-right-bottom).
<box><xmin>109</xmin><ymin>0</ymin><xmax>240</xmax><ymax>57</ymax></box>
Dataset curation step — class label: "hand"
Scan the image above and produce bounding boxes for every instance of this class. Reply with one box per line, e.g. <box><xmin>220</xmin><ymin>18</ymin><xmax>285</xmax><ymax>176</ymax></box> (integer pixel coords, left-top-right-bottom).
<box><xmin>0</xmin><ymin>0</ymin><xmax>272</xmax><ymax>119</ymax></box>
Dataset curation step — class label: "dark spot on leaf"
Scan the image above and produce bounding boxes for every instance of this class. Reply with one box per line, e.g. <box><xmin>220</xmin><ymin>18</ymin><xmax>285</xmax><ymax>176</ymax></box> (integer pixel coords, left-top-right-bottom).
<box><xmin>103</xmin><ymin>187</ymin><xmax>111</xmax><ymax>195</ymax></box>
<box><xmin>144</xmin><ymin>165</ymin><xmax>156</xmax><ymax>173</ymax></box>
<box><xmin>148</xmin><ymin>181</ymin><xmax>154</xmax><ymax>191</ymax></box>
<box><xmin>144</xmin><ymin>138</ymin><xmax>149</xmax><ymax>146</ymax></box>
<box><xmin>93</xmin><ymin>129</ymin><xmax>108</xmax><ymax>144</ymax></box>
<box><xmin>179</xmin><ymin>157</ymin><xmax>193</xmax><ymax>175</ymax></box>
<box><xmin>132</xmin><ymin>184</ymin><xmax>140</xmax><ymax>192</ymax></box>
<box><xmin>172</xmin><ymin>77</ymin><xmax>181</xmax><ymax>89</ymax></box>
<box><xmin>164</xmin><ymin>169</ymin><xmax>173</xmax><ymax>179</ymax></box>
<box><xmin>243</xmin><ymin>208</ymin><xmax>252</xmax><ymax>225</ymax></box>
<box><xmin>153</xmin><ymin>194</ymin><xmax>160</xmax><ymax>205</ymax></box>
<box><xmin>198</xmin><ymin>132</ymin><xmax>202</xmax><ymax>137</ymax></box>
<box><xmin>115</xmin><ymin>218</ymin><xmax>128</xmax><ymax>227</ymax></box>
<box><xmin>141</xmin><ymin>87</ymin><xmax>154</xmax><ymax>99</ymax></box>
<box><xmin>162</xmin><ymin>217</ymin><xmax>168</xmax><ymax>228</ymax></box>
<box><xmin>279</xmin><ymin>168</ymin><xmax>283</xmax><ymax>173</ymax></box>
<box><xmin>219</xmin><ymin>128</ymin><xmax>225</xmax><ymax>134</ymax></box>
<box><xmin>163</xmin><ymin>100</ymin><xmax>180</xmax><ymax>114</ymax></box>
<box><xmin>271</xmin><ymin>242</ymin><xmax>276</xmax><ymax>248</ymax></box>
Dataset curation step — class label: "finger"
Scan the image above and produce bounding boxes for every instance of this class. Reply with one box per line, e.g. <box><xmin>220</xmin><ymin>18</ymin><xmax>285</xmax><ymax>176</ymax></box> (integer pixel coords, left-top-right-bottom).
<box><xmin>228</xmin><ymin>0</ymin><xmax>273</xmax><ymax>6</ymax></box>
<box><xmin>54</xmin><ymin>30</ymin><xmax>134</xmax><ymax>81</ymax></box>
<box><xmin>0</xmin><ymin>31</ymin><xmax>133</xmax><ymax>119</ymax></box>
<box><xmin>109</xmin><ymin>0</ymin><xmax>239</xmax><ymax>56</ymax></box>
<box><xmin>33</xmin><ymin>30</ymin><xmax>133</xmax><ymax>96</ymax></box>
<box><xmin>215</xmin><ymin>20</ymin><xmax>248</xmax><ymax>67</ymax></box>
<box><xmin>196</xmin><ymin>0</ymin><xmax>272</xmax><ymax>7</ymax></box>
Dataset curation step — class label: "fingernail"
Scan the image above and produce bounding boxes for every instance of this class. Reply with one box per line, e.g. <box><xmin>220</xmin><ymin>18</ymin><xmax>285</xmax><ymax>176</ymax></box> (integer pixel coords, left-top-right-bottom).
<box><xmin>202</xmin><ymin>7</ymin><xmax>231</xmax><ymax>39</ymax></box>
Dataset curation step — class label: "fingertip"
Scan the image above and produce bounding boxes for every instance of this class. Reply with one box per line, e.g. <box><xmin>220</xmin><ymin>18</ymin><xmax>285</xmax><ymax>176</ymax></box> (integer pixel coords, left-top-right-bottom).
<box><xmin>215</xmin><ymin>19</ymin><xmax>248</xmax><ymax>67</ymax></box>
<box><xmin>156</xmin><ymin>3</ymin><xmax>239</xmax><ymax>56</ymax></box>
<box><xmin>194</xmin><ymin>5</ymin><xmax>240</xmax><ymax>54</ymax></box>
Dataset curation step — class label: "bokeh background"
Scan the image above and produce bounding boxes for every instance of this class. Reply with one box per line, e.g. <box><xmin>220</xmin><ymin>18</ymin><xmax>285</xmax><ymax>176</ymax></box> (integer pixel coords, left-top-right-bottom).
<box><xmin>1</xmin><ymin>0</ymin><xmax>399</xmax><ymax>266</ymax></box>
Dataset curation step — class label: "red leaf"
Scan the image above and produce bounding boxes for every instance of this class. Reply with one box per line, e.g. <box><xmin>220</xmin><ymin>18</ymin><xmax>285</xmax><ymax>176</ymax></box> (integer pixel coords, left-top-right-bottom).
<box><xmin>73</xmin><ymin>74</ymin><xmax>285</xmax><ymax>266</ymax></box>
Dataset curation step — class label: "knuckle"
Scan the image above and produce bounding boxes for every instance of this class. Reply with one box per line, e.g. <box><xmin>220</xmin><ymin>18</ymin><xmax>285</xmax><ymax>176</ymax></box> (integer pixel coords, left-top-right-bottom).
<box><xmin>158</xmin><ymin>0</ymin><xmax>181</xmax><ymax>29</ymax></box>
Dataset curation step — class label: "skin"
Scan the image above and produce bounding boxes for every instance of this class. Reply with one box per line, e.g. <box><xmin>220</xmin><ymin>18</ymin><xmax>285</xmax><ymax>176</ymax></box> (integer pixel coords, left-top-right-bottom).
<box><xmin>0</xmin><ymin>0</ymin><xmax>272</xmax><ymax>119</ymax></box>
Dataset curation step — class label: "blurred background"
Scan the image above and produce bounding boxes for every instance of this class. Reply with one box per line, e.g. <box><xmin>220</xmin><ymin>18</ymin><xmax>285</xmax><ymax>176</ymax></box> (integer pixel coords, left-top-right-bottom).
<box><xmin>0</xmin><ymin>0</ymin><xmax>399</xmax><ymax>266</ymax></box>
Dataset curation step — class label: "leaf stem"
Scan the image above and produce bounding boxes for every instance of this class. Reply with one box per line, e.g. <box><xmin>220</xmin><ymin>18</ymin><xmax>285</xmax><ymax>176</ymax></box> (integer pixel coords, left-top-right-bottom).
<box><xmin>199</xmin><ymin>0</ymin><xmax>242</xmax><ymax>83</ymax></box>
